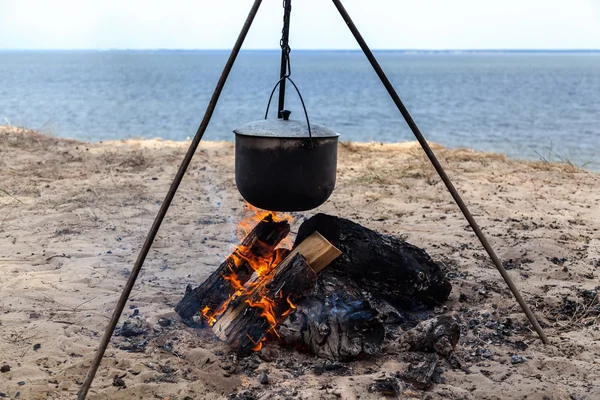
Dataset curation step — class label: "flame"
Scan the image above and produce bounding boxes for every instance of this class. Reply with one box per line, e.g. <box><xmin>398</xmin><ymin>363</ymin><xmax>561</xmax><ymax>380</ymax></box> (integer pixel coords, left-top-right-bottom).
<box><xmin>222</xmin><ymin>269</ymin><xmax>244</xmax><ymax>291</ymax></box>
<box><xmin>232</xmin><ymin>245</ymin><xmax>278</xmax><ymax>278</ymax></box>
<box><xmin>199</xmin><ymin>202</ymin><xmax>298</xmax><ymax>350</ymax></box>
<box><xmin>201</xmin><ymin>305</ymin><xmax>217</xmax><ymax>326</ymax></box>
<box><xmin>281</xmin><ymin>295</ymin><xmax>297</xmax><ymax>317</ymax></box>
<box><xmin>287</xmin><ymin>295</ymin><xmax>296</xmax><ymax>309</ymax></box>
<box><xmin>246</xmin><ymin>334</ymin><xmax>263</xmax><ymax>352</ymax></box>
<box><xmin>236</xmin><ymin>203</ymin><xmax>293</xmax><ymax>249</ymax></box>
<box><xmin>246</xmin><ymin>297</ymin><xmax>278</xmax><ymax>334</ymax></box>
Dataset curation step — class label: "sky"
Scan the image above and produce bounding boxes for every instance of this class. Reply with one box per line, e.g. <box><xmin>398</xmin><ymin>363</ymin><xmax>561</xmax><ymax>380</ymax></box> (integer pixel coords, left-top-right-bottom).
<box><xmin>1</xmin><ymin>0</ymin><xmax>600</xmax><ymax>50</ymax></box>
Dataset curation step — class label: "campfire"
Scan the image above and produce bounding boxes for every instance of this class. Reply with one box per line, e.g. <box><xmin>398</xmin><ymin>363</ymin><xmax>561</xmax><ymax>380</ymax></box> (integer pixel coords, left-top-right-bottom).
<box><xmin>199</xmin><ymin>208</ymin><xmax>295</xmax><ymax>331</ymax></box>
<box><xmin>176</xmin><ymin>205</ymin><xmax>454</xmax><ymax>362</ymax></box>
<box><xmin>177</xmin><ymin>205</ymin><xmax>342</xmax><ymax>354</ymax></box>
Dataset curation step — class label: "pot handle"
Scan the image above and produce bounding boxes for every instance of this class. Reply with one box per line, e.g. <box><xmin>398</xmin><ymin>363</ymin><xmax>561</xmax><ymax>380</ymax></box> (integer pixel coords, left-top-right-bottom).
<box><xmin>264</xmin><ymin>76</ymin><xmax>313</xmax><ymax>148</ymax></box>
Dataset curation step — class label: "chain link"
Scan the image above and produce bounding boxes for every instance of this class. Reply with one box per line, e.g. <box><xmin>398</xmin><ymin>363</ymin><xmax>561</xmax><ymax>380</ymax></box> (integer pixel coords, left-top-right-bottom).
<box><xmin>280</xmin><ymin>0</ymin><xmax>292</xmax><ymax>77</ymax></box>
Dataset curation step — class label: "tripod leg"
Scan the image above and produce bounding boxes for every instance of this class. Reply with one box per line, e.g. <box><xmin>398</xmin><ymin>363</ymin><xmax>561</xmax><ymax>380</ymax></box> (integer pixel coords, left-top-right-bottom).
<box><xmin>76</xmin><ymin>1</ymin><xmax>264</xmax><ymax>398</ymax></box>
<box><xmin>331</xmin><ymin>0</ymin><xmax>549</xmax><ymax>345</ymax></box>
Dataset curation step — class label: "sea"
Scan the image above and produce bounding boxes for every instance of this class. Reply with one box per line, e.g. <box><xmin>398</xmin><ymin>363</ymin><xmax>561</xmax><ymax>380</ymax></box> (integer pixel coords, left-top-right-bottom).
<box><xmin>1</xmin><ymin>50</ymin><xmax>599</xmax><ymax>171</ymax></box>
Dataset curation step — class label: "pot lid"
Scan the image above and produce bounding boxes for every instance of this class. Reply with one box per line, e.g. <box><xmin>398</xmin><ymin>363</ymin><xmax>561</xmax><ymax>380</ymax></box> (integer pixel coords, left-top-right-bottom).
<box><xmin>234</xmin><ymin>118</ymin><xmax>339</xmax><ymax>139</ymax></box>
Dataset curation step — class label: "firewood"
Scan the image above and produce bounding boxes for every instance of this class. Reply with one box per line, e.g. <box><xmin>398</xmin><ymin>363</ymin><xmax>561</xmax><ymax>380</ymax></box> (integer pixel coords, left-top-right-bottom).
<box><xmin>175</xmin><ymin>214</ymin><xmax>290</xmax><ymax>324</ymax></box>
<box><xmin>294</xmin><ymin>213</ymin><xmax>452</xmax><ymax>307</ymax></box>
<box><xmin>211</xmin><ymin>232</ymin><xmax>341</xmax><ymax>354</ymax></box>
<box><xmin>279</xmin><ymin>270</ymin><xmax>386</xmax><ymax>361</ymax></box>
<box><xmin>281</xmin><ymin>231</ymin><xmax>341</xmax><ymax>273</ymax></box>
<box><xmin>278</xmin><ymin>214</ymin><xmax>453</xmax><ymax>361</ymax></box>
<box><xmin>211</xmin><ymin>253</ymin><xmax>315</xmax><ymax>354</ymax></box>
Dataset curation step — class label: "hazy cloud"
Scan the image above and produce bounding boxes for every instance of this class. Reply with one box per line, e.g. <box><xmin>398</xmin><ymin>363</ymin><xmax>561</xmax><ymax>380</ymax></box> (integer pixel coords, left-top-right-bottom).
<box><xmin>1</xmin><ymin>0</ymin><xmax>599</xmax><ymax>50</ymax></box>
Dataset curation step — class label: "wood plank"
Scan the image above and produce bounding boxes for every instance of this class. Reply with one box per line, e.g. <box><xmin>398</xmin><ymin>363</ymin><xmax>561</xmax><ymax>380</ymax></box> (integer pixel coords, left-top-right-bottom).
<box><xmin>288</xmin><ymin>231</ymin><xmax>342</xmax><ymax>273</ymax></box>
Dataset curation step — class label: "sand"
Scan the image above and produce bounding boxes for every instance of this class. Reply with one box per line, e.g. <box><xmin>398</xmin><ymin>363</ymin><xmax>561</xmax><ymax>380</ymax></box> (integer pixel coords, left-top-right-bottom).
<box><xmin>1</xmin><ymin>125</ymin><xmax>599</xmax><ymax>400</ymax></box>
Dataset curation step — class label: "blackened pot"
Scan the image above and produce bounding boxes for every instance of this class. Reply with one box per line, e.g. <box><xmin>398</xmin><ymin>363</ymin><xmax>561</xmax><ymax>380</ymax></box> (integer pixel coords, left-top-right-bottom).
<box><xmin>234</xmin><ymin>118</ymin><xmax>339</xmax><ymax>212</ymax></box>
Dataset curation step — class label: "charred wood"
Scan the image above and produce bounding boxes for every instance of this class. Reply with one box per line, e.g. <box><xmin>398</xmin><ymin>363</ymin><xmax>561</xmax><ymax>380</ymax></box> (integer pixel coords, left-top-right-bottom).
<box><xmin>175</xmin><ymin>214</ymin><xmax>290</xmax><ymax>324</ymax></box>
<box><xmin>279</xmin><ymin>270</ymin><xmax>385</xmax><ymax>361</ymax></box>
<box><xmin>399</xmin><ymin>352</ymin><xmax>440</xmax><ymax>390</ymax></box>
<box><xmin>212</xmin><ymin>253</ymin><xmax>317</xmax><ymax>355</ymax></box>
<box><xmin>294</xmin><ymin>213</ymin><xmax>452</xmax><ymax>308</ymax></box>
<box><xmin>211</xmin><ymin>232</ymin><xmax>340</xmax><ymax>354</ymax></box>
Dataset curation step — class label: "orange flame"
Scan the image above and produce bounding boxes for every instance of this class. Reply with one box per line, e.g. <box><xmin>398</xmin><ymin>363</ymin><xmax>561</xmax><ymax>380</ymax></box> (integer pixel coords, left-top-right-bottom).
<box><xmin>232</xmin><ymin>247</ymin><xmax>275</xmax><ymax>278</ymax></box>
<box><xmin>246</xmin><ymin>333</ymin><xmax>264</xmax><ymax>352</ymax></box>
<box><xmin>236</xmin><ymin>203</ymin><xmax>294</xmax><ymax>249</ymax></box>
<box><xmin>222</xmin><ymin>270</ymin><xmax>244</xmax><ymax>291</ymax></box>
<box><xmin>199</xmin><ymin>202</ymin><xmax>298</xmax><ymax>349</ymax></box>
<box><xmin>201</xmin><ymin>305</ymin><xmax>217</xmax><ymax>326</ymax></box>
<box><xmin>281</xmin><ymin>295</ymin><xmax>297</xmax><ymax>317</ymax></box>
<box><xmin>253</xmin><ymin>341</ymin><xmax>263</xmax><ymax>352</ymax></box>
<box><xmin>246</xmin><ymin>297</ymin><xmax>278</xmax><ymax>333</ymax></box>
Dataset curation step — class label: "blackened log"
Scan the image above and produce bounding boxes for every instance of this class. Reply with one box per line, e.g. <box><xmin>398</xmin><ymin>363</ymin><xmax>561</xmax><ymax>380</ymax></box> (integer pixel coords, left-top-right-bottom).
<box><xmin>212</xmin><ymin>253</ymin><xmax>317</xmax><ymax>355</ymax></box>
<box><xmin>279</xmin><ymin>269</ymin><xmax>385</xmax><ymax>361</ymax></box>
<box><xmin>175</xmin><ymin>214</ymin><xmax>290</xmax><ymax>324</ymax></box>
<box><xmin>294</xmin><ymin>214</ymin><xmax>451</xmax><ymax>308</ymax></box>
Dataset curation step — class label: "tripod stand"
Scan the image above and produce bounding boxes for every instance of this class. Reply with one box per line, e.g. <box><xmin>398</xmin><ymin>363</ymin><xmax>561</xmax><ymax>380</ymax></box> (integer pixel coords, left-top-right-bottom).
<box><xmin>77</xmin><ymin>1</ymin><xmax>549</xmax><ymax>398</ymax></box>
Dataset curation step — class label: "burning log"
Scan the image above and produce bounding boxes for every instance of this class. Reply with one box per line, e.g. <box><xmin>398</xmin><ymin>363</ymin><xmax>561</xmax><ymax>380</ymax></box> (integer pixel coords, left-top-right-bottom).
<box><xmin>212</xmin><ymin>253</ymin><xmax>314</xmax><ymax>354</ymax></box>
<box><xmin>294</xmin><ymin>214</ymin><xmax>452</xmax><ymax>308</ymax></box>
<box><xmin>175</xmin><ymin>214</ymin><xmax>290</xmax><ymax>324</ymax></box>
<box><xmin>211</xmin><ymin>232</ymin><xmax>341</xmax><ymax>355</ymax></box>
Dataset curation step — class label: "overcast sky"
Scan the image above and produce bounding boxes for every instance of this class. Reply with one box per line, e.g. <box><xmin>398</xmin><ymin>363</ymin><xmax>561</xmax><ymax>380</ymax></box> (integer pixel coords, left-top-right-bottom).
<box><xmin>1</xmin><ymin>0</ymin><xmax>600</xmax><ymax>50</ymax></box>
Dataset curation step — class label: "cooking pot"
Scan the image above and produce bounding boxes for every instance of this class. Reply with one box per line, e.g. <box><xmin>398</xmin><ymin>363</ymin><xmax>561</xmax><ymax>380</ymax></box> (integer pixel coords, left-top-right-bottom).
<box><xmin>234</xmin><ymin>110</ymin><xmax>339</xmax><ymax>211</ymax></box>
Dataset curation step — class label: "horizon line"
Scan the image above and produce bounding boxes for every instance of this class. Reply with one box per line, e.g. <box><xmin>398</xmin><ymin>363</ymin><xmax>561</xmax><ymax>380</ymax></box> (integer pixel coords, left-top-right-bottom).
<box><xmin>1</xmin><ymin>48</ymin><xmax>600</xmax><ymax>53</ymax></box>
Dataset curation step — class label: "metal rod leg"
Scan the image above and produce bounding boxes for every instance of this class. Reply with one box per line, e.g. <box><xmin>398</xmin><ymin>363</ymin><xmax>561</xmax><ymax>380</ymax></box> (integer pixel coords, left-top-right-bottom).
<box><xmin>331</xmin><ymin>0</ymin><xmax>549</xmax><ymax>345</ymax></box>
<box><xmin>277</xmin><ymin>0</ymin><xmax>292</xmax><ymax>118</ymax></box>
<box><xmin>76</xmin><ymin>1</ymin><xmax>264</xmax><ymax>398</ymax></box>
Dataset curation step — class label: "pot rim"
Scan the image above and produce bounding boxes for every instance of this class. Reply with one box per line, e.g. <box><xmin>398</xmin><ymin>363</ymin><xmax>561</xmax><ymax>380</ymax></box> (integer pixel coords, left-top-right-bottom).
<box><xmin>233</xmin><ymin>118</ymin><xmax>340</xmax><ymax>139</ymax></box>
<box><xmin>234</xmin><ymin>132</ymin><xmax>339</xmax><ymax>140</ymax></box>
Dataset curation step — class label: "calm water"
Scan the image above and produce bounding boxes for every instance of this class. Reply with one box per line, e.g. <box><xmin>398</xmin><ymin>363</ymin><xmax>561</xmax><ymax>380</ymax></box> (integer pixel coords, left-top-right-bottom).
<box><xmin>1</xmin><ymin>50</ymin><xmax>599</xmax><ymax>170</ymax></box>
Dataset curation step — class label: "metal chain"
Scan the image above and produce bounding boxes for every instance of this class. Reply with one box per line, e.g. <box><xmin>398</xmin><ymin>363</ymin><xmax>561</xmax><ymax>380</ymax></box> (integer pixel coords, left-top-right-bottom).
<box><xmin>280</xmin><ymin>0</ymin><xmax>292</xmax><ymax>77</ymax></box>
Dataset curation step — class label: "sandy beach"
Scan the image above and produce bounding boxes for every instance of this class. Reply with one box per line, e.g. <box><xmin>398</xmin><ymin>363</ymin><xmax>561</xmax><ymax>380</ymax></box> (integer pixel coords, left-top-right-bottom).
<box><xmin>1</xmin><ymin>125</ymin><xmax>599</xmax><ymax>400</ymax></box>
